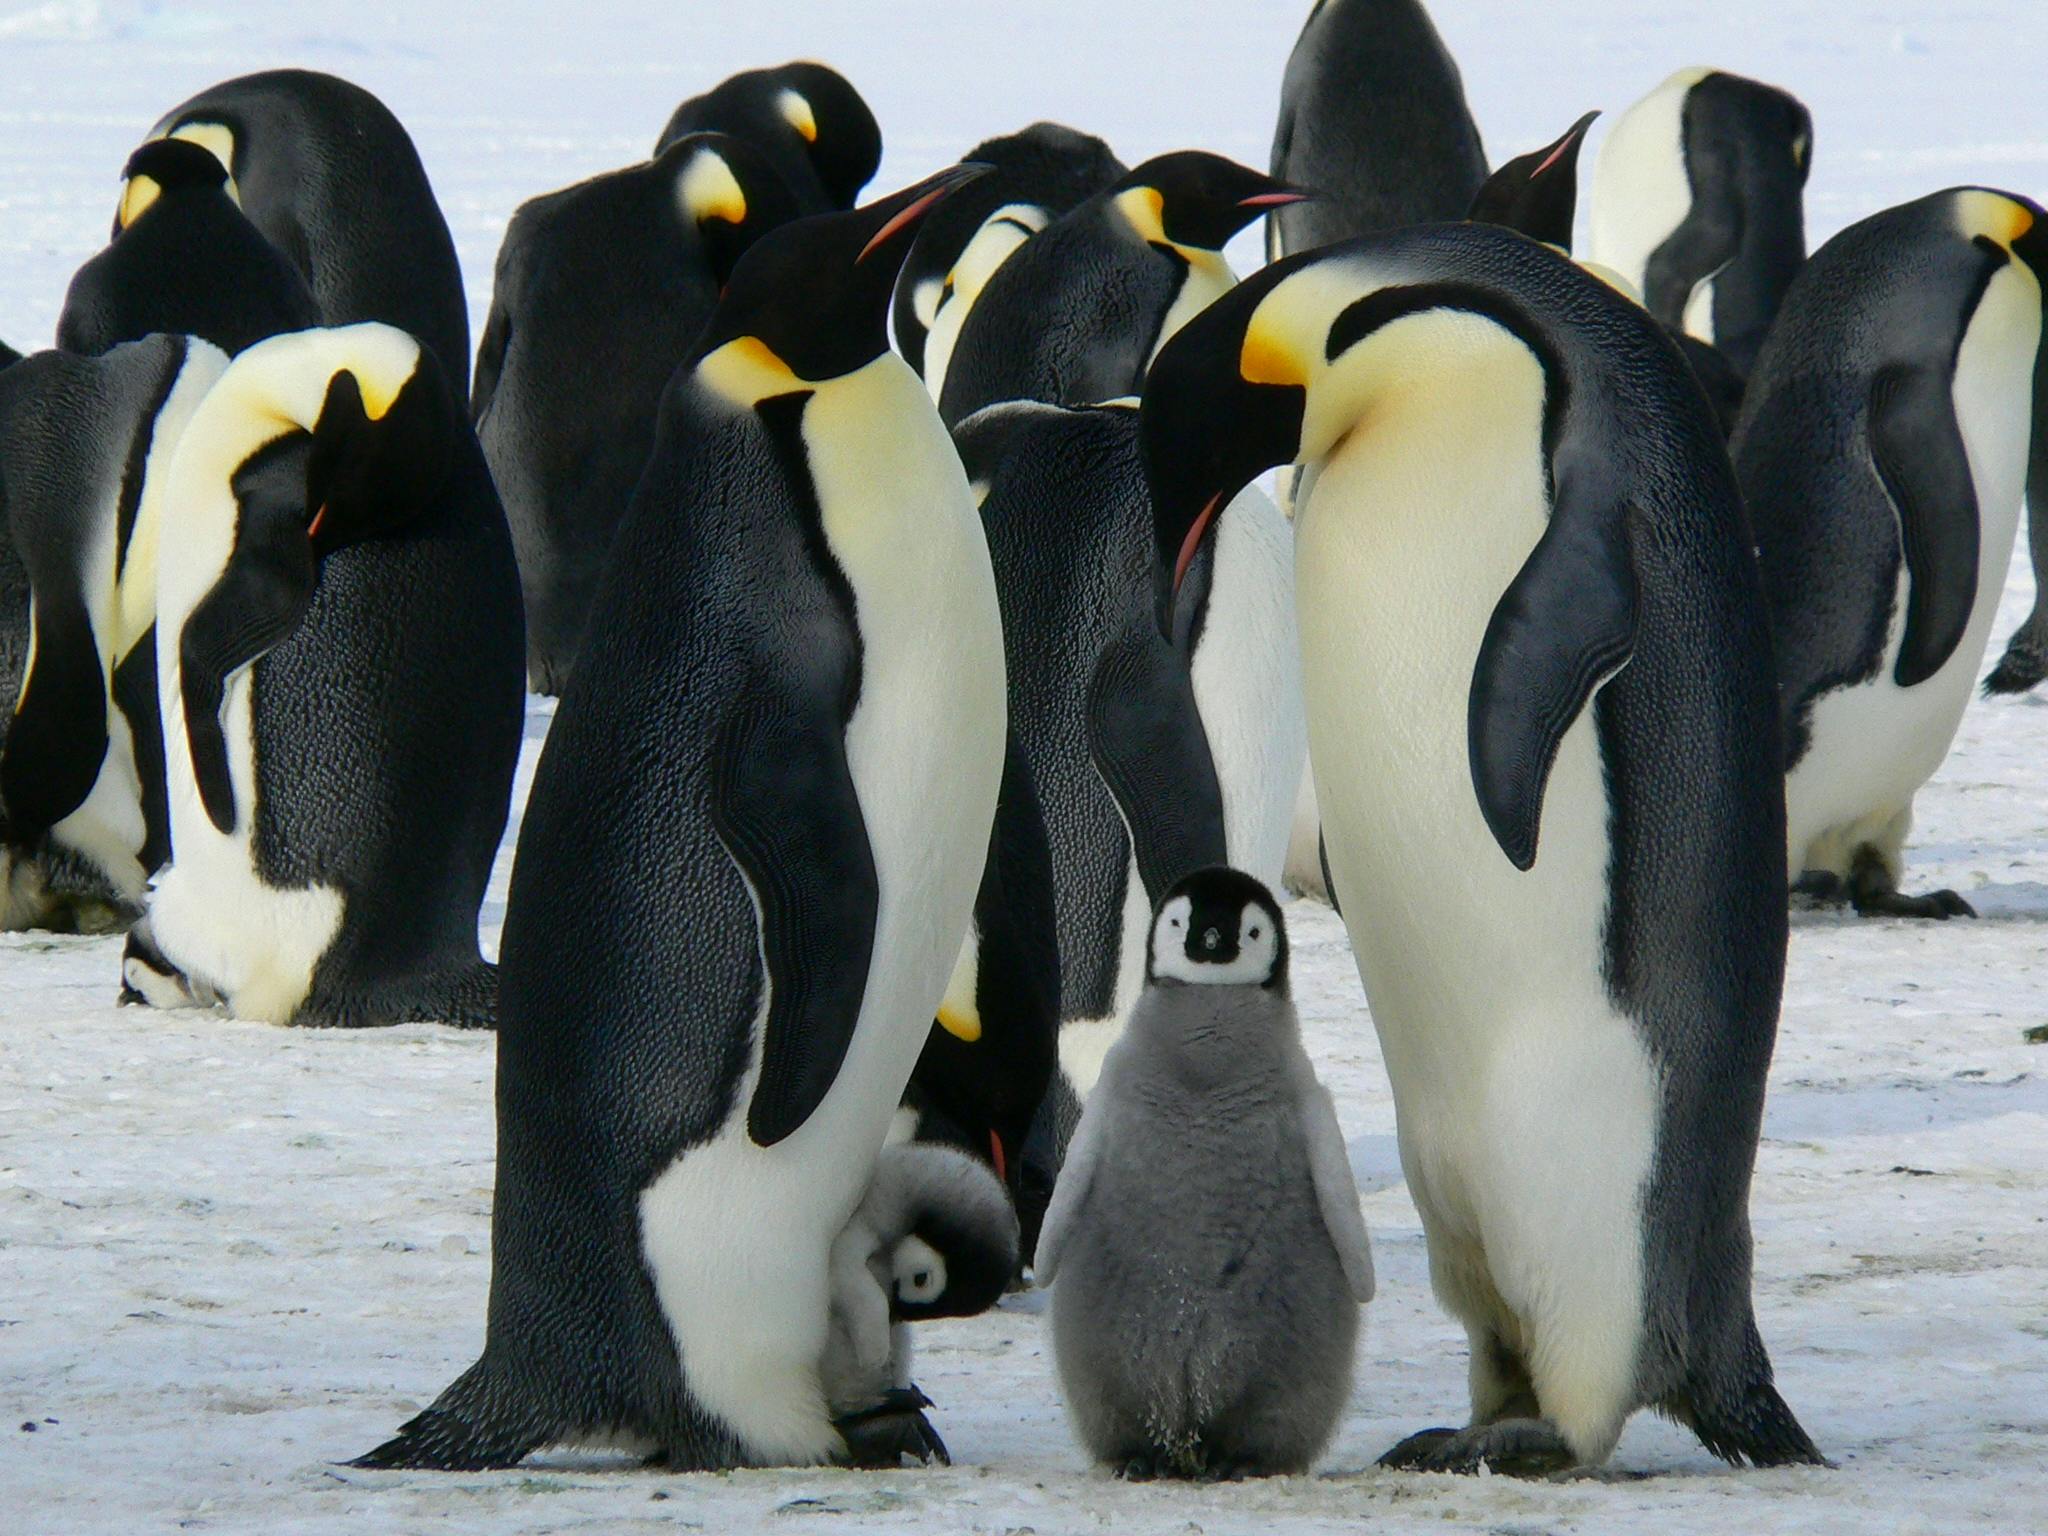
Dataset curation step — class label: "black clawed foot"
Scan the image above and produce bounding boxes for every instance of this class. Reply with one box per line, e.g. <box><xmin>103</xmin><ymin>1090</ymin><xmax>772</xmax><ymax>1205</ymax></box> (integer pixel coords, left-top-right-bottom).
<box><xmin>1378</xmin><ymin>1419</ymin><xmax>1576</xmax><ymax>1478</ymax></box>
<box><xmin>1851</xmin><ymin>886</ymin><xmax>1976</xmax><ymax>920</ymax></box>
<box><xmin>1790</xmin><ymin>870</ymin><xmax>1845</xmax><ymax>906</ymax></box>
<box><xmin>836</xmin><ymin>1388</ymin><xmax>949</xmax><ymax>1468</ymax></box>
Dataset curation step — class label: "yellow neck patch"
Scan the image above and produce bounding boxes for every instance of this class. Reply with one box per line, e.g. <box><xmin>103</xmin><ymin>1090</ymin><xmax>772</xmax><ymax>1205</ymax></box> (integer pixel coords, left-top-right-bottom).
<box><xmin>936</xmin><ymin>1005</ymin><xmax>982</xmax><ymax>1043</ymax></box>
<box><xmin>1241</xmin><ymin>315</ymin><xmax>1308</xmax><ymax>388</ymax></box>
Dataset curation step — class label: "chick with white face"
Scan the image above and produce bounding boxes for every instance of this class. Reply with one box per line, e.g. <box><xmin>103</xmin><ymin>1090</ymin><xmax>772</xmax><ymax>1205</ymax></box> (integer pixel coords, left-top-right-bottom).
<box><xmin>1138</xmin><ymin>223</ymin><xmax>1819</xmax><ymax>1475</ymax></box>
<box><xmin>1736</xmin><ymin>188</ymin><xmax>2047</xmax><ymax>918</ymax></box>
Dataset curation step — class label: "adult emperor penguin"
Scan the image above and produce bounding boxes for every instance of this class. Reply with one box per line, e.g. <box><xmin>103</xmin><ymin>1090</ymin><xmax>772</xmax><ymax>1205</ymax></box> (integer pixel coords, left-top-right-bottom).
<box><xmin>892</xmin><ymin>122</ymin><xmax>1126</xmax><ymax>390</ymax></box>
<box><xmin>0</xmin><ymin>335</ymin><xmax>228</xmax><ymax>931</ymax></box>
<box><xmin>352</xmin><ymin>166</ymin><xmax>1006</xmax><ymax>1472</ymax></box>
<box><xmin>1586</xmin><ymin>67</ymin><xmax>1812</xmax><ymax>378</ymax></box>
<box><xmin>936</xmin><ymin>153</ymin><xmax>1306</xmax><ymax>429</ymax></box>
<box><xmin>1267</xmin><ymin>0</ymin><xmax>1487</xmax><ymax>261</ymax></box>
<box><xmin>126</xmin><ymin>70</ymin><xmax>471</xmax><ymax>388</ymax></box>
<box><xmin>655</xmin><ymin>62</ymin><xmax>880</xmax><ymax>215</ymax></box>
<box><xmin>129</xmin><ymin>323</ymin><xmax>524</xmax><ymax>1026</ymax></box>
<box><xmin>60</xmin><ymin>138</ymin><xmax>317</xmax><ymax>358</ymax></box>
<box><xmin>953</xmin><ymin>397</ymin><xmax>1302</xmax><ymax>1161</ymax></box>
<box><xmin>473</xmin><ymin>132</ymin><xmax>801</xmax><ymax>692</ymax></box>
<box><xmin>1734</xmin><ymin>189</ymin><xmax>2048</xmax><ymax>918</ymax></box>
<box><xmin>1139</xmin><ymin>222</ymin><xmax>1822</xmax><ymax>1473</ymax></box>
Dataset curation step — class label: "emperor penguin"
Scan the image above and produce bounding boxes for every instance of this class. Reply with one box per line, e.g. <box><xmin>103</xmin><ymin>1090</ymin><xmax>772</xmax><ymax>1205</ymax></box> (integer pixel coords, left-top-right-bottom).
<box><xmin>0</xmin><ymin>335</ymin><xmax>228</xmax><ymax>931</ymax></box>
<box><xmin>129</xmin><ymin>323</ymin><xmax>524</xmax><ymax>1026</ymax></box>
<box><xmin>1267</xmin><ymin>0</ymin><xmax>1487</xmax><ymax>261</ymax></box>
<box><xmin>59</xmin><ymin>138</ymin><xmax>317</xmax><ymax>358</ymax></box>
<box><xmin>935</xmin><ymin>152</ymin><xmax>1306</xmax><ymax>429</ymax></box>
<box><xmin>1138</xmin><ymin>222</ymin><xmax>1822</xmax><ymax>1474</ymax></box>
<box><xmin>1733</xmin><ymin>189</ymin><xmax>2048</xmax><ymax>919</ymax></box>
<box><xmin>655</xmin><ymin>62</ymin><xmax>880</xmax><ymax>214</ymax></box>
<box><xmin>1981</xmin><ymin>340</ymin><xmax>2048</xmax><ymax>695</ymax></box>
<box><xmin>1037</xmin><ymin>868</ymin><xmax>1373</xmax><ymax>1480</ymax></box>
<box><xmin>473</xmin><ymin>132</ymin><xmax>801</xmax><ymax>693</ymax></box>
<box><xmin>892</xmin><ymin>122</ymin><xmax>1127</xmax><ymax>391</ymax></box>
<box><xmin>954</xmin><ymin>398</ymin><xmax>1303</xmax><ymax>1166</ymax></box>
<box><xmin>351</xmin><ymin>166</ymin><xmax>1007</xmax><ymax>1473</ymax></box>
<box><xmin>126</xmin><ymin>70</ymin><xmax>471</xmax><ymax>388</ymax></box>
<box><xmin>1586</xmin><ymin>67</ymin><xmax>1812</xmax><ymax>378</ymax></box>
<box><xmin>823</xmin><ymin>1142</ymin><xmax>1018</xmax><ymax>1466</ymax></box>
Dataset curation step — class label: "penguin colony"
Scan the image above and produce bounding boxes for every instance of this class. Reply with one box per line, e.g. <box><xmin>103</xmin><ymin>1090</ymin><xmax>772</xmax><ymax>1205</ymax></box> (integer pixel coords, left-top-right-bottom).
<box><xmin>4</xmin><ymin>0</ymin><xmax>2047</xmax><ymax>1488</ymax></box>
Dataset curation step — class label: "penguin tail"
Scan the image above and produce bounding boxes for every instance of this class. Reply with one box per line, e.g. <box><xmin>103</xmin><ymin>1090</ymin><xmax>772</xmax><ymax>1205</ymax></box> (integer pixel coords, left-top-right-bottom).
<box><xmin>1671</xmin><ymin>1336</ymin><xmax>1828</xmax><ymax>1469</ymax></box>
<box><xmin>1983</xmin><ymin>630</ymin><xmax>2048</xmax><ymax>696</ymax></box>
<box><xmin>349</xmin><ymin>1361</ymin><xmax>546</xmax><ymax>1471</ymax></box>
<box><xmin>407</xmin><ymin>961</ymin><xmax>500</xmax><ymax>1031</ymax></box>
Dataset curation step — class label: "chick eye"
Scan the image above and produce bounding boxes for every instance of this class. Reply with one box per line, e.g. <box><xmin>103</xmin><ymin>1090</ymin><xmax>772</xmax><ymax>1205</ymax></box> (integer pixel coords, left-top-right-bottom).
<box><xmin>1248</xmin><ymin>927</ymin><xmax>1261</xmax><ymax>939</ymax></box>
<box><xmin>913</xmin><ymin>1270</ymin><xmax>932</xmax><ymax>1290</ymax></box>
<box><xmin>1169</xmin><ymin>918</ymin><xmax>1182</xmax><ymax>928</ymax></box>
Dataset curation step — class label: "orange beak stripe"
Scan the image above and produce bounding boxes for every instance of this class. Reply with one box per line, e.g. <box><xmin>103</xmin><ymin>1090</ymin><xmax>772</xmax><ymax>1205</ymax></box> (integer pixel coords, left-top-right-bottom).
<box><xmin>1174</xmin><ymin>492</ymin><xmax>1226</xmax><ymax>596</ymax></box>
<box><xmin>989</xmin><ymin>1131</ymin><xmax>1008</xmax><ymax>1185</ymax></box>
<box><xmin>307</xmin><ymin>503</ymin><xmax>330</xmax><ymax>541</ymax></box>
<box><xmin>859</xmin><ymin>188</ymin><xmax>949</xmax><ymax>264</ymax></box>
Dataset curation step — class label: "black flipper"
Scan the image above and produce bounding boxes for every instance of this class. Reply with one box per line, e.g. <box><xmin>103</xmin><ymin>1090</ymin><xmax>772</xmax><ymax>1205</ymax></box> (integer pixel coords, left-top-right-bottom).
<box><xmin>1468</xmin><ymin>476</ymin><xmax>1638</xmax><ymax>871</ymax></box>
<box><xmin>1086</xmin><ymin>616</ymin><xmax>1228</xmax><ymax>904</ymax></box>
<box><xmin>1868</xmin><ymin>361</ymin><xmax>1979</xmax><ymax>688</ymax></box>
<box><xmin>708</xmin><ymin>667</ymin><xmax>879</xmax><ymax>1148</ymax></box>
<box><xmin>350</xmin><ymin>1360</ymin><xmax>549</xmax><ymax>1471</ymax></box>
<box><xmin>178</xmin><ymin>510</ymin><xmax>318</xmax><ymax>834</ymax></box>
<box><xmin>0</xmin><ymin>590</ymin><xmax>109</xmax><ymax>839</ymax></box>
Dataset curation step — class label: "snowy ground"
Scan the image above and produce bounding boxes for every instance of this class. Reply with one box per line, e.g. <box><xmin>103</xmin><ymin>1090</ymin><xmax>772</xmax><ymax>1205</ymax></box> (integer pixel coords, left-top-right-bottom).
<box><xmin>4</xmin><ymin>1</ymin><xmax>2048</xmax><ymax>1532</ymax></box>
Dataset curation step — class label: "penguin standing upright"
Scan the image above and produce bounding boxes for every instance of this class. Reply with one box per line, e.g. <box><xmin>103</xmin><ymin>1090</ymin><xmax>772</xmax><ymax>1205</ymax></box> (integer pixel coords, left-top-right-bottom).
<box><xmin>352</xmin><ymin>168</ymin><xmax>1007</xmax><ymax>1473</ymax></box>
<box><xmin>127</xmin><ymin>324</ymin><xmax>523</xmax><ymax>1026</ymax></box>
<box><xmin>1734</xmin><ymin>189</ymin><xmax>2047</xmax><ymax>917</ymax></box>
<box><xmin>936</xmin><ymin>153</ymin><xmax>1305</xmax><ymax>428</ymax></box>
<box><xmin>655</xmin><ymin>62</ymin><xmax>880</xmax><ymax>214</ymax></box>
<box><xmin>1586</xmin><ymin>67</ymin><xmax>1812</xmax><ymax>378</ymax></box>
<box><xmin>1038</xmin><ymin>869</ymin><xmax>1373</xmax><ymax>1480</ymax></box>
<box><xmin>60</xmin><ymin>138</ymin><xmax>317</xmax><ymax>358</ymax></box>
<box><xmin>1140</xmin><ymin>223</ymin><xmax>1821</xmax><ymax>1473</ymax></box>
<box><xmin>892</xmin><ymin>122</ymin><xmax>1127</xmax><ymax>390</ymax></box>
<box><xmin>1267</xmin><ymin>0</ymin><xmax>1487</xmax><ymax>260</ymax></box>
<box><xmin>954</xmin><ymin>397</ymin><xmax>1302</xmax><ymax>1162</ymax></box>
<box><xmin>0</xmin><ymin>336</ymin><xmax>228</xmax><ymax>931</ymax></box>
<box><xmin>473</xmin><ymin>132</ymin><xmax>801</xmax><ymax>693</ymax></box>
<box><xmin>1981</xmin><ymin>338</ymin><xmax>2048</xmax><ymax>694</ymax></box>
<box><xmin>127</xmin><ymin>70</ymin><xmax>471</xmax><ymax>388</ymax></box>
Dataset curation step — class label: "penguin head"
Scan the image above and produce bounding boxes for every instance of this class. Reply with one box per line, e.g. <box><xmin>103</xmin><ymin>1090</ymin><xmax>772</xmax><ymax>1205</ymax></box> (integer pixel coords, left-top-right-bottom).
<box><xmin>1147</xmin><ymin>867</ymin><xmax>1289</xmax><ymax>993</ymax></box>
<box><xmin>690</xmin><ymin>163</ymin><xmax>989</xmax><ymax>386</ymax></box>
<box><xmin>659</xmin><ymin>131</ymin><xmax>803</xmax><ymax>289</ymax></box>
<box><xmin>766</xmin><ymin>61</ymin><xmax>884</xmax><ymax>210</ymax></box>
<box><xmin>1468</xmin><ymin>111</ymin><xmax>1599</xmax><ymax>251</ymax></box>
<box><xmin>114</xmin><ymin>137</ymin><xmax>234</xmax><ymax>229</ymax></box>
<box><xmin>1112</xmin><ymin>151</ymin><xmax>1308</xmax><ymax>253</ymax></box>
<box><xmin>879</xmin><ymin>1146</ymin><xmax>1020</xmax><ymax>1323</ymax></box>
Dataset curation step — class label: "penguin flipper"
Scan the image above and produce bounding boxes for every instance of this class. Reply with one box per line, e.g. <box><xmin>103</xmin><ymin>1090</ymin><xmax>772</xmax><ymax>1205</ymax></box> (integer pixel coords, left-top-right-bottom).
<box><xmin>1031</xmin><ymin>1047</ymin><xmax>1124</xmax><ymax>1285</ymax></box>
<box><xmin>709</xmin><ymin>670</ymin><xmax>879</xmax><ymax>1149</ymax></box>
<box><xmin>1086</xmin><ymin>621</ymin><xmax>1228</xmax><ymax>905</ymax></box>
<box><xmin>1868</xmin><ymin>360</ymin><xmax>1981</xmax><ymax>688</ymax></box>
<box><xmin>1295</xmin><ymin>1072</ymin><xmax>1375</xmax><ymax>1303</ymax></box>
<box><xmin>0</xmin><ymin>591</ymin><xmax>110</xmax><ymax>840</ymax></box>
<box><xmin>1468</xmin><ymin>485</ymin><xmax>1638</xmax><ymax>872</ymax></box>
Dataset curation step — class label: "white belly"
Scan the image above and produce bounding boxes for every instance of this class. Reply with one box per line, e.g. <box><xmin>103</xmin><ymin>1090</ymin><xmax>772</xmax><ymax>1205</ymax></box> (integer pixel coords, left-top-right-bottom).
<box><xmin>1295</xmin><ymin>364</ymin><xmax>1656</xmax><ymax>1428</ymax></box>
<box><xmin>1191</xmin><ymin>482</ymin><xmax>1306</xmax><ymax>890</ymax></box>
<box><xmin>639</xmin><ymin>354</ymin><xmax>1005</xmax><ymax>1464</ymax></box>
<box><xmin>1786</xmin><ymin>259</ymin><xmax>2042</xmax><ymax>875</ymax></box>
<box><xmin>1146</xmin><ymin>251</ymin><xmax>1236</xmax><ymax>373</ymax></box>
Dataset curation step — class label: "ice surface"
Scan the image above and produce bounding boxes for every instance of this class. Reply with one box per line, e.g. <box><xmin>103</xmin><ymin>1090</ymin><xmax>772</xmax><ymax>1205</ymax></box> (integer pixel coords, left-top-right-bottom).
<box><xmin>3</xmin><ymin>2</ymin><xmax>2047</xmax><ymax>1531</ymax></box>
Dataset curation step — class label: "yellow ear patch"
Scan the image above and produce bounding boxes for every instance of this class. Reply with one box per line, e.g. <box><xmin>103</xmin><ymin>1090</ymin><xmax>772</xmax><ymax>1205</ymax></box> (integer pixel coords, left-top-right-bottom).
<box><xmin>1113</xmin><ymin>185</ymin><xmax>1168</xmax><ymax>245</ymax></box>
<box><xmin>937</xmin><ymin>1005</ymin><xmax>982</xmax><ymax>1043</ymax></box>
<box><xmin>1956</xmin><ymin>189</ymin><xmax>2037</xmax><ymax>250</ymax></box>
<box><xmin>778</xmin><ymin>89</ymin><xmax>818</xmax><ymax>144</ymax></box>
<box><xmin>696</xmin><ymin>335</ymin><xmax>802</xmax><ymax>405</ymax></box>
<box><xmin>1241</xmin><ymin>317</ymin><xmax>1308</xmax><ymax>388</ymax></box>
<box><xmin>680</xmin><ymin>149</ymin><xmax>747</xmax><ymax>226</ymax></box>
<box><xmin>117</xmin><ymin>175</ymin><xmax>162</xmax><ymax>228</ymax></box>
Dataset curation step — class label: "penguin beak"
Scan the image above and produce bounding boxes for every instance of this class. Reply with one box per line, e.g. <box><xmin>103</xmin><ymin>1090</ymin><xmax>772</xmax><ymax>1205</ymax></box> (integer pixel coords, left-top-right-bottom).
<box><xmin>988</xmin><ymin>1130</ymin><xmax>1008</xmax><ymax>1187</ymax></box>
<box><xmin>306</xmin><ymin>503</ymin><xmax>330</xmax><ymax>543</ymax></box>
<box><xmin>1532</xmin><ymin>111</ymin><xmax>1600</xmax><ymax>179</ymax></box>
<box><xmin>1237</xmin><ymin>188</ymin><xmax>1311</xmax><ymax>211</ymax></box>
<box><xmin>1173</xmin><ymin>492</ymin><xmax>1227</xmax><ymax>601</ymax></box>
<box><xmin>856</xmin><ymin>162</ymin><xmax>993</xmax><ymax>265</ymax></box>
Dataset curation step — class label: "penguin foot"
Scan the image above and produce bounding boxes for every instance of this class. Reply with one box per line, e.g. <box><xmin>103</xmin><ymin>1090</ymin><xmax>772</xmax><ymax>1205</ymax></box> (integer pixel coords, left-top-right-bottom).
<box><xmin>1849</xmin><ymin>886</ymin><xmax>1976</xmax><ymax>920</ymax></box>
<box><xmin>835</xmin><ymin>1387</ymin><xmax>949</xmax><ymax>1468</ymax></box>
<box><xmin>1789</xmin><ymin>870</ymin><xmax>1844</xmax><ymax>907</ymax></box>
<box><xmin>1378</xmin><ymin>1419</ymin><xmax>1576</xmax><ymax>1478</ymax></box>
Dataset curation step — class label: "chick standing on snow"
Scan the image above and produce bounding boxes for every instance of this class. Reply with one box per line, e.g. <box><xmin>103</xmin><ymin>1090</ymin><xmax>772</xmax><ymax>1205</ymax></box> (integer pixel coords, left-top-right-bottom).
<box><xmin>1036</xmin><ymin>868</ymin><xmax>1374</xmax><ymax>1479</ymax></box>
<box><xmin>824</xmin><ymin>1142</ymin><xmax>1019</xmax><ymax>1467</ymax></box>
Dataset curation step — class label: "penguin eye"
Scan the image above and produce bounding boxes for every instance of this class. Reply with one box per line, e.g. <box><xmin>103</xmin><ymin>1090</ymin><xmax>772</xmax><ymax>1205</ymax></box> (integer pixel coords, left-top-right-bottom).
<box><xmin>913</xmin><ymin>1270</ymin><xmax>932</xmax><ymax>1290</ymax></box>
<box><xmin>1248</xmin><ymin>927</ymin><xmax>1261</xmax><ymax>940</ymax></box>
<box><xmin>1169</xmin><ymin>918</ymin><xmax>1182</xmax><ymax>929</ymax></box>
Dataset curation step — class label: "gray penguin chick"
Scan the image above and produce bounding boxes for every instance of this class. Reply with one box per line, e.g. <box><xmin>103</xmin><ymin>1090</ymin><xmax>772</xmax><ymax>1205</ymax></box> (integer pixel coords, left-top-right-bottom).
<box><xmin>823</xmin><ymin>1141</ymin><xmax>1020</xmax><ymax>1467</ymax></box>
<box><xmin>1036</xmin><ymin>867</ymin><xmax>1373</xmax><ymax>1480</ymax></box>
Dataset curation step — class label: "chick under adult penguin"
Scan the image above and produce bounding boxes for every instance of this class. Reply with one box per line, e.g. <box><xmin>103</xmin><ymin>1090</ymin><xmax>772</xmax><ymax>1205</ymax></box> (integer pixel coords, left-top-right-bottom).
<box><xmin>1139</xmin><ymin>222</ymin><xmax>1822</xmax><ymax>1474</ymax></box>
<box><xmin>935</xmin><ymin>152</ymin><xmax>1305</xmax><ymax>428</ymax></box>
<box><xmin>1038</xmin><ymin>869</ymin><xmax>1373</xmax><ymax>1480</ymax></box>
<box><xmin>655</xmin><ymin>61</ymin><xmax>880</xmax><ymax>214</ymax></box>
<box><xmin>473</xmin><ymin>132</ymin><xmax>801</xmax><ymax>693</ymax></box>
<box><xmin>352</xmin><ymin>166</ymin><xmax>1006</xmax><ymax>1473</ymax></box>
<box><xmin>60</xmin><ymin>137</ymin><xmax>316</xmax><ymax>358</ymax></box>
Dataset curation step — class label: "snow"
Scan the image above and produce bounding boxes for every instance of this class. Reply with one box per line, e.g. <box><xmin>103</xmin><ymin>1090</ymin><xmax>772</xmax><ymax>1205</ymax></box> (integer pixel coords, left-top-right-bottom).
<box><xmin>3</xmin><ymin>0</ymin><xmax>2048</xmax><ymax>1530</ymax></box>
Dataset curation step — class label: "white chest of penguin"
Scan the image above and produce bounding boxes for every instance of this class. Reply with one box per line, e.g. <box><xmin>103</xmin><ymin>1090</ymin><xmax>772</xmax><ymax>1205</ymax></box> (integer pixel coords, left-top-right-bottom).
<box><xmin>1787</xmin><ymin>257</ymin><xmax>2043</xmax><ymax>863</ymax></box>
<box><xmin>1291</xmin><ymin>331</ymin><xmax>1656</xmax><ymax>1234</ymax></box>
